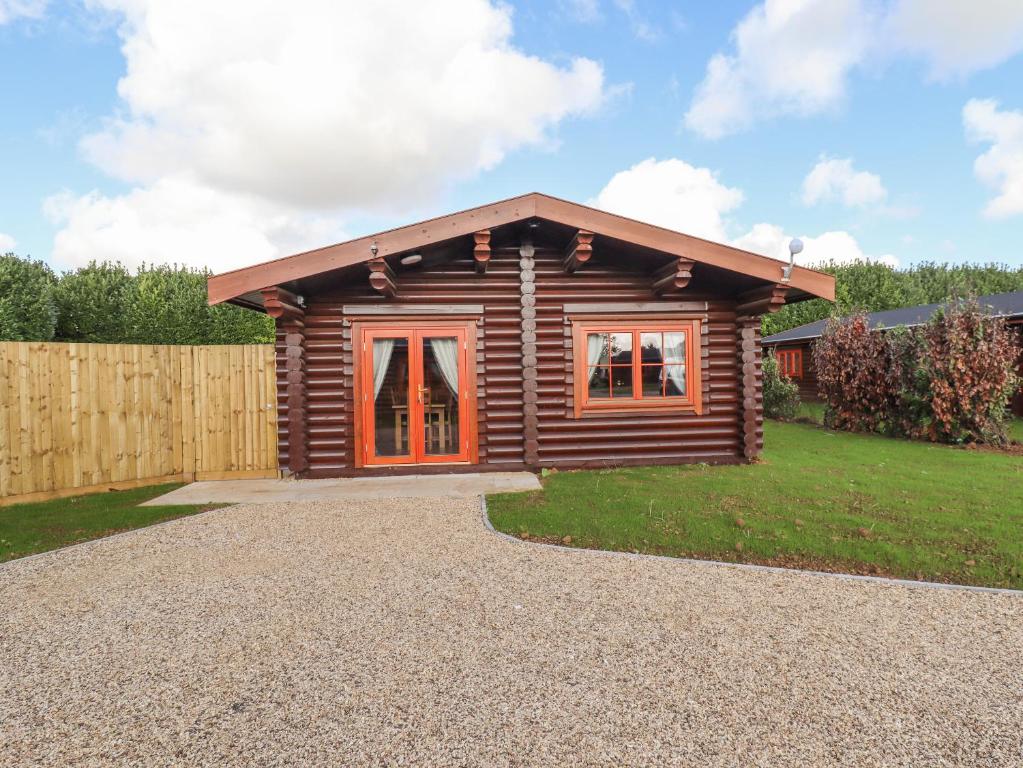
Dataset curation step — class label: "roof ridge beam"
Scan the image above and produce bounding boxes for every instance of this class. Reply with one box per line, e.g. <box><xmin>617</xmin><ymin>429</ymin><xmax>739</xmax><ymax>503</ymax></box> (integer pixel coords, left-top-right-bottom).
<box><xmin>563</xmin><ymin>230</ymin><xmax>594</xmax><ymax>273</ymax></box>
<box><xmin>736</xmin><ymin>284</ymin><xmax>788</xmax><ymax>317</ymax></box>
<box><xmin>260</xmin><ymin>286</ymin><xmax>304</xmax><ymax>320</ymax></box>
<box><xmin>473</xmin><ymin>230</ymin><xmax>491</xmax><ymax>274</ymax></box>
<box><xmin>652</xmin><ymin>257</ymin><xmax>695</xmax><ymax>295</ymax></box>
<box><xmin>368</xmin><ymin>257</ymin><xmax>397</xmax><ymax>298</ymax></box>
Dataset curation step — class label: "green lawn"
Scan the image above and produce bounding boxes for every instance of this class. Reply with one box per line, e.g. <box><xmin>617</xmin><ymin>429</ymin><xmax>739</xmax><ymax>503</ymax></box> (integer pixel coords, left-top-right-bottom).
<box><xmin>0</xmin><ymin>484</ymin><xmax>223</xmax><ymax>563</ymax></box>
<box><xmin>488</xmin><ymin>421</ymin><xmax>1023</xmax><ymax>589</ymax></box>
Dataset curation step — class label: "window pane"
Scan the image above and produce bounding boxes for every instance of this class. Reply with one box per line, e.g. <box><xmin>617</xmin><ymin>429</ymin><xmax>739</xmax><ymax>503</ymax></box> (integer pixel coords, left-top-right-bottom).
<box><xmin>640</xmin><ymin>333</ymin><xmax>663</xmax><ymax>363</ymax></box>
<box><xmin>372</xmin><ymin>337</ymin><xmax>410</xmax><ymax>457</ymax></box>
<box><xmin>609</xmin><ymin>332</ymin><xmax>633</xmax><ymax>364</ymax></box>
<box><xmin>641</xmin><ymin>364</ymin><xmax>664</xmax><ymax>397</ymax></box>
<box><xmin>610</xmin><ymin>366</ymin><xmax>633</xmax><ymax>398</ymax></box>
<box><xmin>665</xmin><ymin>364</ymin><xmax>686</xmax><ymax>396</ymax></box>
<box><xmin>587</xmin><ymin>366</ymin><xmax>611</xmax><ymax>399</ymax></box>
<box><xmin>663</xmin><ymin>331</ymin><xmax>687</xmax><ymax>362</ymax></box>
<box><xmin>422</xmin><ymin>337</ymin><xmax>460</xmax><ymax>457</ymax></box>
<box><xmin>586</xmin><ymin>333</ymin><xmax>609</xmax><ymax>365</ymax></box>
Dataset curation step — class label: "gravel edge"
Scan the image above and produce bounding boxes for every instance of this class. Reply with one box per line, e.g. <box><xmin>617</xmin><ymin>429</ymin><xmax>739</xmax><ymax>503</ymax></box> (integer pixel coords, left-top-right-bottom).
<box><xmin>0</xmin><ymin>503</ymin><xmax>239</xmax><ymax>570</ymax></box>
<box><xmin>479</xmin><ymin>496</ymin><xmax>1023</xmax><ymax>596</ymax></box>
<box><xmin>5</xmin><ymin>493</ymin><xmax>1019</xmax><ymax>596</ymax></box>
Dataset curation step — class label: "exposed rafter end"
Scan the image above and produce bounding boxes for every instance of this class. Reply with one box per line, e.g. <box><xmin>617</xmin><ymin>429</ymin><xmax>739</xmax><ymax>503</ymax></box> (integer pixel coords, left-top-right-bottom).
<box><xmin>562</xmin><ymin>229</ymin><xmax>594</xmax><ymax>273</ymax></box>
<box><xmin>473</xmin><ymin>229</ymin><xmax>491</xmax><ymax>274</ymax></box>
<box><xmin>260</xmin><ymin>286</ymin><xmax>304</xmax><ymax>320</ymax></box>
<box><xmin>736</xmin><ymin>284</ymin><xmax>788</xmax><ymax>317</ymax></box>
<box><xmin>368</xmin><ymin>257</ymin><xmax>397</xmax><ymax>298</ymax></box>
<box><xmin>652</xmin><ymin>257</ymin><xmax>695</xmax><ymax>296</ymax></box>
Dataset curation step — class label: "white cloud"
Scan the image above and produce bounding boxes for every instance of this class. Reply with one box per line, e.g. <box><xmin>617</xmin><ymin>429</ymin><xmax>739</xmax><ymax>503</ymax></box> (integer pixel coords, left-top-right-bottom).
<box><xmin>733</xmin><ymin>222</ymin><xmax>899</xmax><ymax>268</ymax></box>
<box><xmin>592</xmin><ymin>157</ymin><xmax>898</xmax><ymax>269</ymax></box>
<box><xmin>52</xmin><ymin>0</ymin><xmax>607</xmax><ymax>271</ymax></box>
<box><xmin>0</xmin><ymin>0</ymin><xmax>46</xmax><ymax>24</ymax></box>
<box><xmin>685</xmin><ymin>0</ymin><xmax>1023</xmax><ymax>138</ymax></box>
<box><xmin>885</xmin><ymin>0</ymin><xmax>1023</xmax><ymax>79</ymax></box>
<box><xmin>963</xmin><ymin>98</ymin><xmax>1023</xmax><ymax>218</ymax></box>
<box><xmin>81</xmin><ymin>0</ymin><xmax>605</xmax><ymax>210</ymax></box>
<box><xmin>591</xmin><ymin>157</ymin><xmax>744</xmax><ymax>241</ymax></box>
<box><xmin>45</xmin><ymin>175</ymin><xmax>347</xmax><ymax>272</ymax></box>
<box><xmin>684</xmin><ymin>0</ymin><xmax>871</xmax><ymax>139</ymax></box>
<box><xmin>801</xmin><ymin>156</ymin><xmax>887</xmax><ymax>207</ymax></box>
<box><xmin>0</xmin><ymin>232</ymin><xmax>16</xmax><ymax>251</ymax></box>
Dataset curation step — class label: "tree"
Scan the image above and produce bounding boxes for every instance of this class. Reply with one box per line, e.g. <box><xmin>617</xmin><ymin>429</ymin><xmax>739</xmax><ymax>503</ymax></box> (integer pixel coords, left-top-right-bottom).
<box><xmin>124</xmin><ymin>264</ymin><xmax>273</xmax><ymax>345</ymax></box>
<box><xmin>762</xmin><ymin>351</ymin><xmax>800</xmax><ymax>420</ymax></box>
<box><xmin>918</xmin><ymin>301</ymin><xmax>1020</xmax><ymax>444</ymax></box>
<box><xmin>53</xmin><ymin>261</ymin><xmax>134</xmax><ymax>342</ymax></box>
<box><xmin>0</xmin><ymin>253</ymin><xmax>57</xmax><ymax>341</ymax></box>
<box><xmin>812</xmin><ymin>302</ymin><xmax>1020</xmax><ymax>444</ymax></box>
<box><xmin>764</xmin><ymin>260</ymin><xmax>1023</xmax><ymax>337</ymax></box>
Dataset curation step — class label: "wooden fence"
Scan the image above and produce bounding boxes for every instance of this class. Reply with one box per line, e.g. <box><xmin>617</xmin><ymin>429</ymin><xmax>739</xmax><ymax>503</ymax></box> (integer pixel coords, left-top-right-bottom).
<box><xmin>0</xmin><ymin>342</ymin><xmax>278</xmax><ymax>506</ymax></box>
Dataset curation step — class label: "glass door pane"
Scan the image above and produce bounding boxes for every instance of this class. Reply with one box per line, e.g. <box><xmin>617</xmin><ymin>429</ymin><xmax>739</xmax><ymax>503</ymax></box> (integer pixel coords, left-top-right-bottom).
<box><xmin>421</xmin><ymin>336</ymin><xmax>460</xmax><ymax>457</ymax></box>
<box><xmin>371</xmin><ymin>336</ymin><xmax>410</xmax><ymax>458</ymax></box>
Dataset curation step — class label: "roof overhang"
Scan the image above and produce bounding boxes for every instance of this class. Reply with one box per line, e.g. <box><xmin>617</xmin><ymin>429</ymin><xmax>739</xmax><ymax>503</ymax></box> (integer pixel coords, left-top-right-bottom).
<box><xmin>207</xmin><ymin>192</ymin><xmax>836</xmax><ymax>307</ymax></box>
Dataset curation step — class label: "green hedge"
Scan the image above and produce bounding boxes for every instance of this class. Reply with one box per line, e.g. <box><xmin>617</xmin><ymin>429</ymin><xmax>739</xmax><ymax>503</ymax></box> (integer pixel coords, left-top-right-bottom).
<box><xmin>1</xmin><ymin>255</ymin><xmax>272</xmax><ymax>345</ymax></box>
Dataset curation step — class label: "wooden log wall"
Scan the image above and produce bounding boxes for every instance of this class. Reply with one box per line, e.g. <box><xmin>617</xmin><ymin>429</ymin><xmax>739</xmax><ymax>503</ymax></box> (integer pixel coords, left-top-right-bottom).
<box><xmin>288</xmin><ymin>248</ymin><xmax>525</xmax><ymax>477</ymax></box>
<box><xmin>274</xmin><ymin>241</ymin><xmax>762</xmax><ymax>475</ymax></box>
<box><xmin>737</xmin><ymin>318</ymin><xmax>764</xmax><ymax>459</ymax></box>
<box><xmin>533</xmin><ymin>247</ymin><xmax>743</xmax><ymax>468</ymax></box>
<box><xmin>0</xmin><ymin>342</ymin><xmax>278</xmax><ymax>506</ymax></box>
<box><xmin>519</xmin><ymin>241</ymin><xmax>540</xmax><ymax>466</ymax></box>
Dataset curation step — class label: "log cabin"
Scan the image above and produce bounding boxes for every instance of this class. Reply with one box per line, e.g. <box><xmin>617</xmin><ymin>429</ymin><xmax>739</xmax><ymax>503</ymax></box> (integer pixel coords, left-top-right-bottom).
<box><xmin>208</xmin><ymin>193</ymin><xmax>835</xmax><ymax>477</ymax></box>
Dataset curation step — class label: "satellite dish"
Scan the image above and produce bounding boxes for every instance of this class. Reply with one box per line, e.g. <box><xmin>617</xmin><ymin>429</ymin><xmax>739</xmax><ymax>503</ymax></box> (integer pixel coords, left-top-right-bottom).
<box><xmin>788</xmin><ymin>238</ymin><xmax>804</xmax><ymax>256</ymax></box>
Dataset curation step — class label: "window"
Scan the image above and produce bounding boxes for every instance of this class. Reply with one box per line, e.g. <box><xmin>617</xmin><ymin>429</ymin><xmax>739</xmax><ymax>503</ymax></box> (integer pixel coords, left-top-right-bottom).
<box><xmin>571</xmin><ymin>320</ymin><xmax>702</xmax><ymax>416</ymax></box>
<box><xmin>776</xmin><ymin>348</ymin><xmax>803</xmax><ymax>379</ymax></box>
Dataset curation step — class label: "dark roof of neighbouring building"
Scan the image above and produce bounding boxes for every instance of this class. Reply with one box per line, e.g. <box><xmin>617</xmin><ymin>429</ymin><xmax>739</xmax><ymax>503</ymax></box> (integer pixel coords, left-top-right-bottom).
<box><xmin>763</xmin><ymin>291</ymin><xmax>1023</xmax><ymax>345</ymax></box>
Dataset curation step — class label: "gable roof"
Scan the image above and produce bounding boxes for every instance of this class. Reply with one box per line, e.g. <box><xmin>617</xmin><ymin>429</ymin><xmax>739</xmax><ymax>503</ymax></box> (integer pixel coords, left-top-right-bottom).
<box><xmin>207</xmin><ymin>192</ymin><xmax>835</xmax><ymax>306</ymax></box>
<box><xmin>763</xmin><ymin>291</ymin><xmax>1023</xmax><ymax>345</ymax></box>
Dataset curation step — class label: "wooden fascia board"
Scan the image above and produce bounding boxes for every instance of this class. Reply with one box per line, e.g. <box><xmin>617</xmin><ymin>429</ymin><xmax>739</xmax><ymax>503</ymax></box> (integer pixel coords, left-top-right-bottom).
<box><xmin>532</xmin><ymin>195</ymin><xmax>835</xmax><ymax>302</ymax></box>
<box><xmin>208</xmin><ymin>192</ymin><xmax>835</xmax><ymax>305</ymax></box>
<box><xmin>207</xmin><ymin>195</ymin><xmax>538</xmax><ymax>305</ymax></box>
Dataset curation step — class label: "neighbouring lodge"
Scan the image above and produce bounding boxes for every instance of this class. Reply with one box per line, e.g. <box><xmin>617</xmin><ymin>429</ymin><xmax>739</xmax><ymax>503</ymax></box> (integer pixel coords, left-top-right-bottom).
<box><xmin>762</xmin><ymin>291</ymin><xmax>1023</xmax><ymax>414</ymax></box>
<box><xmin>208</xmin><ymin>194</ymin><xmax>835</xmax><ymax>477</ymax></box>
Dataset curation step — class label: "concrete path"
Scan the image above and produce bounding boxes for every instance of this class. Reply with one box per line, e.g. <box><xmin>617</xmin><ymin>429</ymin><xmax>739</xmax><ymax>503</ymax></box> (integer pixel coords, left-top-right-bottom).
<box><xmin>142</xmin><ymin>471</ymin><xmax>541</xmax><ymax>505</ymax></box>
<box><xmin>2</xmin><ymin>497</ymin><xmax>1021</xmax><ymax>766</ymax></box>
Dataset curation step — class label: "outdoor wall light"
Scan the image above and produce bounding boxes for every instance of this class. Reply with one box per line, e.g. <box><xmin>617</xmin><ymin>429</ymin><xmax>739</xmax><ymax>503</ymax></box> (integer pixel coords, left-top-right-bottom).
<box><xmin>782</xmin><ymin>237</ymin><xmax>803</xmax><ymax>282</ymax></box>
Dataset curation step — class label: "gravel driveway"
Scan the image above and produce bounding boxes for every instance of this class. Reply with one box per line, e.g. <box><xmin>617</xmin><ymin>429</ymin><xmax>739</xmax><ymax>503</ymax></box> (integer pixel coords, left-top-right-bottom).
<box><xmin>2</xmin><ymin>498</ymin><xmax>1021</xmax><ymax>767</ymax></box>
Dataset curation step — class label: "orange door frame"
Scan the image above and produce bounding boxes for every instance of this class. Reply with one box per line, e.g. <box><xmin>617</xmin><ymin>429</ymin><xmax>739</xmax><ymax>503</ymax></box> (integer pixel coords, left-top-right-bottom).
<box><xmin>354</xmin><ymin>320</ymin><xmax>478</xmax><ymax>468</ymax></box>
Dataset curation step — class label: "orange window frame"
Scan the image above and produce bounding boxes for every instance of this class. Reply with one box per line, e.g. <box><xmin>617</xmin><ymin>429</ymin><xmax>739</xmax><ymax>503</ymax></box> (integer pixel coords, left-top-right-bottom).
<box><xmin>571</xmin><ymin>319</ymin><xmax>703</xmax><ymax>418</ymax></box>
<box><xmin>776</xmin><ymin>348</ymin><xmax>803</xmax><ymax>380</ymax></box>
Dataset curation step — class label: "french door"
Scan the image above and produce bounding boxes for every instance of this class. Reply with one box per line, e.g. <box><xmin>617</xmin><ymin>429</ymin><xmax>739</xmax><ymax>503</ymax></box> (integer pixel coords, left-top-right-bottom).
<box><xmin>358</xmin><ymin>323</ymin><xmax>475</xmax><ymax>466</ymax></box>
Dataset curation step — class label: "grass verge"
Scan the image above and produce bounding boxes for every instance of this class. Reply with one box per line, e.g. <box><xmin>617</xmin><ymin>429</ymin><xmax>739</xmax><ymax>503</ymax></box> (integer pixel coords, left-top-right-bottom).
<box><xmin>487</xmin><ymin>421</ymin><xmax>1023</xmax><ymax>589</ymax></box>
<box><xmin>0</xmin><ymin>484</ymin><xmax>224</xmax><ymax>563</ymax></box>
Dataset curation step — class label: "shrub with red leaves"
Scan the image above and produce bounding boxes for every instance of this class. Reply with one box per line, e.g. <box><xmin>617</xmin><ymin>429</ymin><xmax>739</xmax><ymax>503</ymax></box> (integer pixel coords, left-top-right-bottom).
<box><xmin>812</xmin><ymin>300</ymin><xmax>1021</xmax><ymax>444</ymax></box>
<box><xmin>813</xmin><ymin>312</ymin><xmax>898</xmax><ymax>433</ymax></box>
<box><xmin>917</xmin><ymin>301</ymin><xmax>1020</xmax><ymax>444</ymax></box>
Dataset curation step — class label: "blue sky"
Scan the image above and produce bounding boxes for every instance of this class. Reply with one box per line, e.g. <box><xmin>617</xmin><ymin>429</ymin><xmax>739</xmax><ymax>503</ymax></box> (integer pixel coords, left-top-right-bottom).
<box><xmin>1</xmin><ymin>0</ymin><xmax>1022</xmax><ymax>274</ymax></box>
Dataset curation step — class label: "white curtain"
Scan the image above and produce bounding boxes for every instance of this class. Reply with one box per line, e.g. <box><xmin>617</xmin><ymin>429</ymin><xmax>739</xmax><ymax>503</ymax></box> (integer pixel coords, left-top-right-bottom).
<box><xmin>372</xmin><ymin>338</ymin><xmax>395</xmax><ymax>399</ymax></box>
<box><xmin>666</xmin><ymin>364</ymin><xmax>687</xmax><ymax>396</ymax></box>
<box><xmin>586</xmin><ymin>333</ymin><xmax>606</xmax><ymax>369</ymax></box>
<box><xmin>431</xmin><ymin>338</ymin><xmax>460</xmax><ymax>395</ymax></box>
<box><xmin>664</xmin><ymin>332</ymin><xmax>686</xmax><ymax>395</ymax></box>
